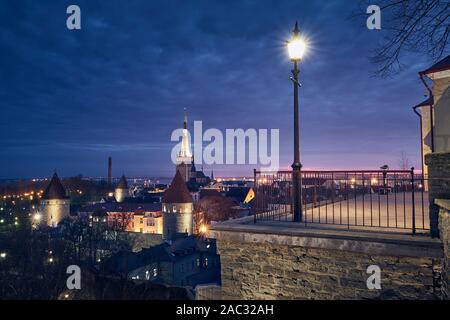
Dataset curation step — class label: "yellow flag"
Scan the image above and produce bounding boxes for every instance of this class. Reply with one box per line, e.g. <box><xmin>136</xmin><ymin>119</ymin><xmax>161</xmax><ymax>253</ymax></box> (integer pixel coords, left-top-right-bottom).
<box><xmin>244</xmin><ymin>188</ymin><xmax>255</xmax><ymax>204</ymax></box>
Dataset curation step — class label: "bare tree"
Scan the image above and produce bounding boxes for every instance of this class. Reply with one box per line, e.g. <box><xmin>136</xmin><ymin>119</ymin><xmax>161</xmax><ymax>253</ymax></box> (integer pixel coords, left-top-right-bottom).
<box><xmin>356</xmin><ymin>0</ymin><xmax>450</xmax><ymax>76</ymax></box>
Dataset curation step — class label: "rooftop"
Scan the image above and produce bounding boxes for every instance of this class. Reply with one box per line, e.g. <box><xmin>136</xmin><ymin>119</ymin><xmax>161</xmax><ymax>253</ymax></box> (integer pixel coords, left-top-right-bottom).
<box><xmin>42</xmin><ymin>172</ymin><xmax>68</xmax><ymax>200</ymax></box>
<box><xmin>116</xmin><ymin>175</ymin><xmax>128</xmax><ymax>189</ymax></box>
<box><xmin>420</xmin><ymin>54</ymin><xmax>450</xmax><ymax>75</ymax></box>
<box><xmin>163</xmin><ymin>171</ymin><xmax>193</xmax><ymax>204</ymax></box>
<box><xmin>80</xmin><ymin>202</ymin><xmax>162</xmax><ymax>213</ymax></box>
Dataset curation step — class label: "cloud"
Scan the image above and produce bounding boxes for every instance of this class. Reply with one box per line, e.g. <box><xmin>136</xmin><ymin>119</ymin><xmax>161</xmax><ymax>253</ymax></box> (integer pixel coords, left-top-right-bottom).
<box><xmin>0</xmin><ymin>0</ymin><xmax>428</xmax><ymax>178</ymax></box>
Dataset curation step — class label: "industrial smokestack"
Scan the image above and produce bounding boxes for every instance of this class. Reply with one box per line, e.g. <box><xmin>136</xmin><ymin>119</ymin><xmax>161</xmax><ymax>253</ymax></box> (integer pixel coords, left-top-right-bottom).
<box><xmin>108</xmin><ymin>157</ymin><xmax>112</xmax><ymax>186</ymax></box>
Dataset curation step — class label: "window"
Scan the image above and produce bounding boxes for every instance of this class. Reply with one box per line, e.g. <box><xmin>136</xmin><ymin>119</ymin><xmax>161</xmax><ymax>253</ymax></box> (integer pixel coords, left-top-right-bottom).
<box><xmin>172</xmin><ymin>205</ymin><xmax>177</xmax><ymax>213</ymax></box>
<box><xmin>153</xmin><ymin>268</ymin><xmax>158</xmax><ymax>277</ymax></box>
<box><xmin>205</xmin><ymin>258</ymin><xmax>208</xmax><ymax>267</ymax></box>
<box><xmin>145</xmin><ymin>270</ymin><xmax>150</xmax><ymax>280</ymax></box>
<box><xmin>196</xmin><ymin>258</ymin><xmax>200</xmax><ymax>267</ymax></box>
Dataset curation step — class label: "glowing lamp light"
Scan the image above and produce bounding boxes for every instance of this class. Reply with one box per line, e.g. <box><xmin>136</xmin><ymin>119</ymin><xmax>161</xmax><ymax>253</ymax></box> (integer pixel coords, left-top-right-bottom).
<box><xmin>0</xmin><ymin>252</ymin><xmax>6</xmax><ymax>259</ymax></box>
<box><xmin>199</xmin><ymin>224</ymin><xmax>208</xmax><ymax>234</ymax></box>
<box><xmin>371</xmin><ymin>178</ymin><xmax>378</xmax><ymax>184</ymax></box>
<box><xmin>287</xmin><ymin>37</ymin><xmax>306</xmax><ymax>61</ymax></box>
<box><xmin>33</xmin><ymin>213</ymin><xmax>41</xmax><ymax>221</ymax></box>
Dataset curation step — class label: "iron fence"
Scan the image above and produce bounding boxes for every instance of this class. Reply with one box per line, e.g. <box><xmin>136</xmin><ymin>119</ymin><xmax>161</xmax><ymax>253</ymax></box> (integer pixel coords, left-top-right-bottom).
<box><xmin>252</xmin><ymin>169</ymin><xmax>430</xmax><ymax>234</ymax></box>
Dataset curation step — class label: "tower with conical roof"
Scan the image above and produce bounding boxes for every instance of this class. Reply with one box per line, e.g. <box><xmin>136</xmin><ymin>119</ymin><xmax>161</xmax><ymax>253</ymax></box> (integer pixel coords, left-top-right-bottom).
<box><xmin>115</xmin><ymin>175</ymin><xmax>129</xmax><ymax>203</ymax></box>
<box><xmin>40</xmin><ymin>172</ymin><xmax>70</xmax><ymax>227</ymax></box>
<box><xmin>176</xmin><ymin>109</ymin><xmax>193</xmax><ymax>182</ymax></box>
<box><xmin>162</xmin><ymin>170</ymin><xmax>193</xmax><ymax>241</ymax></box>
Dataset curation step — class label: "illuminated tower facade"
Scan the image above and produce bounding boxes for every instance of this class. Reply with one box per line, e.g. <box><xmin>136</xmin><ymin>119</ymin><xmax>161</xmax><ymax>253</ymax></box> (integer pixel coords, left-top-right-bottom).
<box><xmin>162</xmin><ymin>170</ymin><xmax>193</xmax><ymax>241</ymax></box>
<box><xmin>40</xmin><ymin>172</ymin><xmax>70</xmax><ymax>227</ymax></box>
<box><xmin>115</xmin><ymin>175</ymin><xmax>129</xmax><ymax>203</ymax></box>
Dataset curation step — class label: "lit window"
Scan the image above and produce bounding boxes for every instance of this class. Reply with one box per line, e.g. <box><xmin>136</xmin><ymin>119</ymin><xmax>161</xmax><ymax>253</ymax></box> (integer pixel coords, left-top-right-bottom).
<box><xmin>153</xmin><ymin>268</ymin><xmax>158</xmax><ymax>277</ymax></box>
<box><xmin>205</xmin><ymin>258</ymin><xmax>208</xmax><ymax>267</ymax></box>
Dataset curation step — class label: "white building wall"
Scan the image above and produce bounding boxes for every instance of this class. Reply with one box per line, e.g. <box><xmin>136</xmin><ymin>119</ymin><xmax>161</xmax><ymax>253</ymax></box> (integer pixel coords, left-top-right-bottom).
<box><xmin>431</xmin><ymin>72</ymin><xmax>450</xmax><ymax>153</ymax></box>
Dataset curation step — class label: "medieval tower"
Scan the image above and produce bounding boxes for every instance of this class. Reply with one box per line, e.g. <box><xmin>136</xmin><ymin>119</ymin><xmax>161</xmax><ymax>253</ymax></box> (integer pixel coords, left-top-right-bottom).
<box><xmin>40</xmin><ymin>172</ymin><xmax>70</xmax><ymax>227</ymax></box>
<box><xmin>115</xmin><ymin>175</ymin><xmax>129</xmax><ymax>203</ymax></box>
<box><xmin>162</xmin><ymin>170</ymin><xmax>193</xmax><ymax>240</ymax></box>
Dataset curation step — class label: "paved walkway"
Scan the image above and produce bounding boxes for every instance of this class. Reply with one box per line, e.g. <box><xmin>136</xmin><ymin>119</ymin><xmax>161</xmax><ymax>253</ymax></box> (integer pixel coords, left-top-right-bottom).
<box><xmin>258</xmin><ymin>192</ymin><xmax>429</xmax><ymax>234</ymax></box>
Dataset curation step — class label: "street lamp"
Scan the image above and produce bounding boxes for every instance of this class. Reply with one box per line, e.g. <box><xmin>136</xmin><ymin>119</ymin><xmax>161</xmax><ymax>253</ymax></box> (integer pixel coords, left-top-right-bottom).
<box><xmin>287</xmin><ymin>22</ymin><xmax>306</xmax><ymax>222</ymax></box>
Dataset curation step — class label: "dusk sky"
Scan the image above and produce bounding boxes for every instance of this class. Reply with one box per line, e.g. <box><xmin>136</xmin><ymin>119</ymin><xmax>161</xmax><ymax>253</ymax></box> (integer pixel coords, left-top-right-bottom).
<box><xmin>0</xmin><ymin>0</ymin><xmax>434</xmax><ymax>179</ymax></box>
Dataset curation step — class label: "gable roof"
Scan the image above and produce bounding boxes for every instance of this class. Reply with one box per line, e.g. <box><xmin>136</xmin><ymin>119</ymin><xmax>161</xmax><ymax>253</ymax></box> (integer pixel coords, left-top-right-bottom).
<box><xmin>420</xmin><ymin>54</ymin><xmax>450</xmax><ymax>75</ymax></box>
<box><xmin>42</xmin><ymin>173</ymin><xmax>68</xmax><ymax>200</ymax></box>
<box><xmin>414</xmin><ymin>97</ymin><xmax>432</xmax><ymax>108</ymax></box>
<box><xmin>163</xmin><ymin>171</ymin><xmax>193</xmax><ymax>204</ymax></box>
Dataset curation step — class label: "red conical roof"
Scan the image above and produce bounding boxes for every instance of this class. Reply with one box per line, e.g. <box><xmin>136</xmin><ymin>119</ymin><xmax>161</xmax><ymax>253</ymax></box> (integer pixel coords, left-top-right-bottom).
<box><xmin>163</xmin><ymin>171</ymin><xmax>193</xmax><ymax>204</ymax></box>
<box><xmin>42</xmin><ymin>173</ymin><xmax>68</xmax><ymax>200</ymax></box>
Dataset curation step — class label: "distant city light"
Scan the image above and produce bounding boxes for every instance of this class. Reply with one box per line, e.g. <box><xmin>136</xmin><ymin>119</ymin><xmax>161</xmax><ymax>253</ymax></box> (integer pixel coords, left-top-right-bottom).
<box><xmin>33</xmin><ymin>213</ymin><xmax>42</xmax><ymax>221</ymax></box>
<box><xmin>48</xmin><ymin>257</ymin><xmax>54</xmax><ymax>263</ymax></box>
<box><xmin>0</xmin><ymin>252</ymin><xmax>6</xmax><ymax>259</ymax></box>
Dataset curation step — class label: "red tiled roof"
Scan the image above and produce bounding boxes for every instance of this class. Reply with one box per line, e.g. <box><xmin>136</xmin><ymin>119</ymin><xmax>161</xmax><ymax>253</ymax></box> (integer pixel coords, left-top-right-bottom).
<box><xmin>42</xmin><ymin>173</ymin><xmax>68</xmax><ymax>200</ymax></box>
<box><xmin>163</xmin><ymin>171</ymin><xmax>193</xmax><ymax>204</ymax></box>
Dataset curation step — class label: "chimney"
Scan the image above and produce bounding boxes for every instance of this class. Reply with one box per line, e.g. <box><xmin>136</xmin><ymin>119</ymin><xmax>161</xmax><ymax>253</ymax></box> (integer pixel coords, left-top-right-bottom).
<box><xmin>108</xmin><ymin>157</ymin><xmax>112</xmax><ymax>186</ymax></box>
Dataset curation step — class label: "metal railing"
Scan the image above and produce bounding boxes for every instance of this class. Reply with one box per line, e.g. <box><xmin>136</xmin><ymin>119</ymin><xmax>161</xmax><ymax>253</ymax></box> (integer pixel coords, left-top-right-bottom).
<box><xmin>252</xmin><ymin>169</ymin><xmax>430</xmax><ymax>234</ymax></box>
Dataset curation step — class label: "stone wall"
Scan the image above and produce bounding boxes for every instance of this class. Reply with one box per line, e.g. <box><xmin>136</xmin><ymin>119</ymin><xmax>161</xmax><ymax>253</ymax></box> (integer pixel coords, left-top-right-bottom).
<box><xmin>195</xmin><ymin>284</ymin><xmax>223</xmax><ymax>300</ymax></box>
<box><xmin>437</xmin><ymin>199</ymin><xmax>450</xmax><ymax>299</ymax></box>
<box><xmin>210</xmin><ymin>220</ymin><xmax>444</xmax><ymax>300</ymax></box>
<box><xmin>425</xmin><ymin>152</ymin><xmax>450</xmax><ymax>237</ymax></box>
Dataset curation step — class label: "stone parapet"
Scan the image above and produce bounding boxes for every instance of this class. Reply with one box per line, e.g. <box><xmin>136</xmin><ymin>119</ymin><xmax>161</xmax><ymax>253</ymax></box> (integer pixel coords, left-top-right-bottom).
<box><xmin>210</xmin><ymin>217</ymin><xmax>444</xmax><ymax>299</ymax></box>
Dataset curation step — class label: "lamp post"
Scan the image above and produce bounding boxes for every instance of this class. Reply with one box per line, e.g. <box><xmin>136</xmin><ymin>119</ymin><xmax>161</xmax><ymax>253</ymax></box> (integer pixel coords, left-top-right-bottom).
<box><xmin>287</xmin><ymin>22</ymin><xmax>306</xmax><ymax>222</ymax></box>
